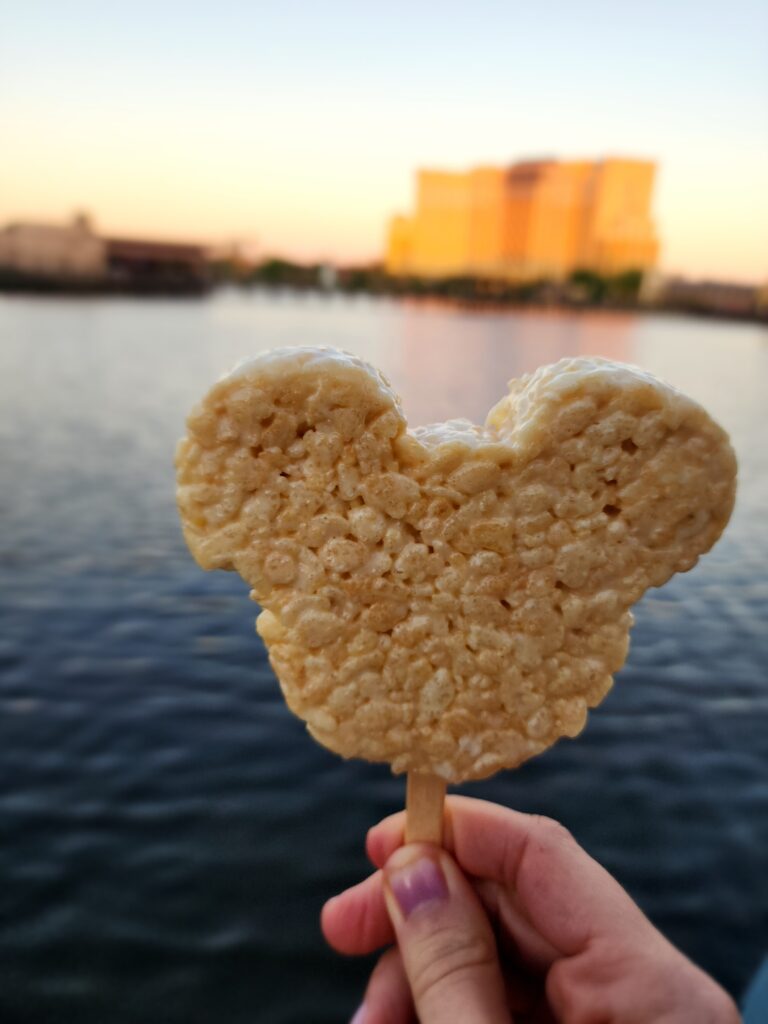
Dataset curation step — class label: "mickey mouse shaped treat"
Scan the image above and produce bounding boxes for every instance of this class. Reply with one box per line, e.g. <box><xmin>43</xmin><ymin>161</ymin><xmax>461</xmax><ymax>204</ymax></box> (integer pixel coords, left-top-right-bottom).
<box><xmin>176</xmin><ymin>350</ymin><xmax>736</xmax><ymax>841</ymax></box>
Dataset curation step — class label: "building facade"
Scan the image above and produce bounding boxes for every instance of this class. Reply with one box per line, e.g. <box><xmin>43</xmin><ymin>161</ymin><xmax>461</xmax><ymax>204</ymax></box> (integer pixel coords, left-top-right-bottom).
<box><xmin>385</xmin><ymin>158</ymin><xmax>659</xmax><ymax>280</ymax></box>
<box><xmin>0</xmin><ymin>214</ymin><xmax>105</xmax><ymax>280</ymax></box>
<box><xmin>0</xmin><ymin>215</ymin><xmax>210</xmax><ymax>292</ymax></box>
<box><xmin>105</xmin><ymin>236</ymin><xmax>209</xmax><ymax>291</ymax></box>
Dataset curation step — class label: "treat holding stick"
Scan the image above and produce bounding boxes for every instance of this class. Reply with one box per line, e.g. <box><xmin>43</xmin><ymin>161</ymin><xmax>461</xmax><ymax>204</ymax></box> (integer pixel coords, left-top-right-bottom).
<box><xmin>405</xmin><ymin>772</ymin><xmax>446</xmax><ymax>845</ymax></box>
<box><xmin>176</xmin><ymin>349</ymin><xmax>736</xmax><ymax>842</ymax></box>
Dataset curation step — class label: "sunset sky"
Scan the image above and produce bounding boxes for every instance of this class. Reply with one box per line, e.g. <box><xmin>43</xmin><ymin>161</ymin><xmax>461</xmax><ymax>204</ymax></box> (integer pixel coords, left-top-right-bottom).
<box><xmin>1</xmin><ymin>1</ymin><xmax>766</xmax><ymax>282</ymax></box>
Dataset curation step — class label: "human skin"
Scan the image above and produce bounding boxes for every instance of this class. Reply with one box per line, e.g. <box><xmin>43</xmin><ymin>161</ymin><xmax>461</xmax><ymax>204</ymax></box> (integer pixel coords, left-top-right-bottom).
<box><xmin>321</xmin><ymin>797</ymin><xmax>740</xmax><ymax>1024</ymax></box>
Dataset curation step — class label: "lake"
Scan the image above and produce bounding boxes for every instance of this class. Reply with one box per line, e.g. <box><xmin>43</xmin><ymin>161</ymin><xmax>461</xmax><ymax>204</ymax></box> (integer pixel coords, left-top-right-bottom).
<box><xmin>0</xmin><ymin>290</ymin><xmax>766</xmax><ymax>1022</ymax></box>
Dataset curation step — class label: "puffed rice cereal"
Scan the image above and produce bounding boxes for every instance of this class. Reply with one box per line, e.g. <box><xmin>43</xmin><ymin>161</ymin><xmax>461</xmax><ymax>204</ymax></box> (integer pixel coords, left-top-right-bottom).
<box><xmin>176</xmin><ymin>349</ymin><xmax>736</xmax><ymax>782</ymax></box>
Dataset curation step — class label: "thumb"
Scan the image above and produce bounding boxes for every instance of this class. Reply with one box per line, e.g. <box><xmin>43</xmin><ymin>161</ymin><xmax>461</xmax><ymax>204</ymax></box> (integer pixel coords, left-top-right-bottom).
<box><xmin>383</xmin><ymin>843</ymin><xmax>510</xmax><ymax>1024</ymax></box>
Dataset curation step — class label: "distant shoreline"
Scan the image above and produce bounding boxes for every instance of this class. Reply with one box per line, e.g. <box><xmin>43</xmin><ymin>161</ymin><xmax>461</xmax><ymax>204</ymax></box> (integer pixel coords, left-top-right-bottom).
<box><xmin>1</xmin><ymin>274</ymin><xmax>765</xmax><ymax>327</ymax></box>
<box><xmin>0</xmin><ymin>269</ymin><xmax>211</xmax><ymax>298</ymax></box>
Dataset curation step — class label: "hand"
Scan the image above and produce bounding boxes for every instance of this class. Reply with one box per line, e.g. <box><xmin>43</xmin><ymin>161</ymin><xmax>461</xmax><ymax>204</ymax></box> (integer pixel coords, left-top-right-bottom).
<box><xmin>322</xmin><ymin>796</ymin><xmax>739</xmax><ymax>1023</ymax></box>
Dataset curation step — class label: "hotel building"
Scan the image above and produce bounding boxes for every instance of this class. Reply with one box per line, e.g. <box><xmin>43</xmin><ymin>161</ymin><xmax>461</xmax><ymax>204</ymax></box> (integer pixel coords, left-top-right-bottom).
<box><xmin>386</xmin><ymin>158</ymin><xmax>659</xmax><ymax>280</ymax></box>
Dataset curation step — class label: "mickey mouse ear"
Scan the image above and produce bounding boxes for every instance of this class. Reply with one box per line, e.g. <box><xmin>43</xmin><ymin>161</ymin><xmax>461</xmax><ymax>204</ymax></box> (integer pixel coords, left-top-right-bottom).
<box><xmin>489</xmin><ymin>356</ymin><xmax>737</xmax><ymax>596</ymax></box>
<box><xmin>175</xmin><ymin>348</ymin><xmax>405</xmax><ymax>576</ymax></box>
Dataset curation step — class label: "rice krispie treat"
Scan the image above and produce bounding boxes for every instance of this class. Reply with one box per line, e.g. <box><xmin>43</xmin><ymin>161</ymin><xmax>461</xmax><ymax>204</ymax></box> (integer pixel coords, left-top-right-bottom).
<box><xmin>176</xmin><ymin>350</ymin><xmax>736</xmax><ymax>782</ymax></box>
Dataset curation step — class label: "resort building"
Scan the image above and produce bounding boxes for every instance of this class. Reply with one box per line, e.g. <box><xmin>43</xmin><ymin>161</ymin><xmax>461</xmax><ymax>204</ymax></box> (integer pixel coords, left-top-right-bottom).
<box><xmin>104</xmin><ymin>236</ymin><xmax>209</xmax><ymax>292</ymax></box>
<box><xmin>0</xmin><ymin>214</ymin><xmax>105</xmax><ymax>280</ymax></box>
<box><xmin>0</xmin><ymin>214</ymin><xmax>210</xmax><ymax>292</ymax></box>
<box><xmin>385</xmin><ymin>158</ymin><xmax>659</xmax><ymax>281</ymax></box>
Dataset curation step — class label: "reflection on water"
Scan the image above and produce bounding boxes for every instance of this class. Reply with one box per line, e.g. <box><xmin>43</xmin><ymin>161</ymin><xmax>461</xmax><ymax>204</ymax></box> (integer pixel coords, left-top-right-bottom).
<box><xmin>0</xmin><ymin>291</ymin><xmax>766</xmax><ymax>1023</ymax></box>
<box><xmin>397</xmin><ymin>306</ymin><xmax>637</xmax><ymax>426</ymax></box>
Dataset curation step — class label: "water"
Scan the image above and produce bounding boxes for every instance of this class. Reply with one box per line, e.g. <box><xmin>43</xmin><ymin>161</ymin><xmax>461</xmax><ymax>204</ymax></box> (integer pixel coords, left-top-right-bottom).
<box><xmin>1</xmin><ymin>290</ymin><xmax>766</xmax><ymax>1022</ymax></box>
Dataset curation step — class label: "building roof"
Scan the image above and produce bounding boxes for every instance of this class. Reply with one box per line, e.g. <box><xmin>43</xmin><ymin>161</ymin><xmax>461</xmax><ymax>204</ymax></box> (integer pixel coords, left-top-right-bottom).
<box><xmin>105</xmin><ymin>237</ymin><xmax>207</xmax><ymax>262</ymax></box>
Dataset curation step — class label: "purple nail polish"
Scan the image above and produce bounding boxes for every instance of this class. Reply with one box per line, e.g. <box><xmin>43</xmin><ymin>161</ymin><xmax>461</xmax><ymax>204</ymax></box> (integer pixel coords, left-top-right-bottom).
<box><xmin>349</xmin><ymin>1004</ymin><xmax>366</xmax><ymax>1024</ymax></box>
<box><xmin>389</xmin><ymin>857</ymin><xmax>449</xmax><ymax>918</ymax></box>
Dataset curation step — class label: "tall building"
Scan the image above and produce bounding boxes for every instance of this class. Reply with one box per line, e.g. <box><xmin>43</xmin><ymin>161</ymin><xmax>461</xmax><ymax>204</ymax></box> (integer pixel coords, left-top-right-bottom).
<box><xmin>385</xmin><ymin>158</ymin><xmax>659</xmax><ymax>280</ymax></box>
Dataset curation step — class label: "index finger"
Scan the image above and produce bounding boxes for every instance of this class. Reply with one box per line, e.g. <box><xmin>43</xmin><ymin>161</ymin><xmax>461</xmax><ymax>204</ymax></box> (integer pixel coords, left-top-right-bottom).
<box><xmin>367</xmin><ymin>795</ymin><xmax>653</xmax><ymax>957</ymax></box>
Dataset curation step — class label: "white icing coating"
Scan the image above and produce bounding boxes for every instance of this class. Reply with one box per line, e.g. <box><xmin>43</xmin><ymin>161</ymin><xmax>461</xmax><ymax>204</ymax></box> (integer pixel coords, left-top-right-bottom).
<box><xmin>226</xmin><ymin>346</ymin><xmax>403</xmax><ymax>414</ymax></box>
<box><xmin>411</xmin><ymin>419</ymin><xmax>497</xmax><ymax>449</ymax></box>
<box><xmin>487</xmin><ymin>357</ymin><xmax>691</xmax><ymax>459</ymax></box>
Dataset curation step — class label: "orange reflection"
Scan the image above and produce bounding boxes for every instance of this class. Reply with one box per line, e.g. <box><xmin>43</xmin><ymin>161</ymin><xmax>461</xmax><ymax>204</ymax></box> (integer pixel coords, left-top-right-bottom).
<box><xmin>396</xmin><ymin>306</ymin><xmax>635</xmax><ymax>427</ymax></box>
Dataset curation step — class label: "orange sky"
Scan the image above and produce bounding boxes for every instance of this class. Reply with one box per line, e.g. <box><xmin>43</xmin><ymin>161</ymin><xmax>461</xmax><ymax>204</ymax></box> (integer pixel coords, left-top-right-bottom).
<box><xmin>1</xmin><ymin>3</ymin><xmax>766</xmax><ymax>283</ymax></box>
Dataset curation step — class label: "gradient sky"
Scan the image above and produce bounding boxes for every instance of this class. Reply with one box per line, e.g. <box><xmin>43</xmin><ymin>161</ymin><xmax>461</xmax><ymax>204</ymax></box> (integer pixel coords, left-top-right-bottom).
<box><xmin>1</xmin><ymin>1</ymin><xmax>766</xmax><ymax>281</ymax></box>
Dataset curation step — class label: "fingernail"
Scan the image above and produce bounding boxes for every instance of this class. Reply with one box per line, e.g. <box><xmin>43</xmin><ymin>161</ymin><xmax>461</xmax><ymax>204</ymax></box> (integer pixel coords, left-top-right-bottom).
<box><xmin>349</xmin><ymin>1004</ymin><xmax>366</xmax><ymax>1024</ymax></box>
<box><xmin>388</xmin><ymin>855</ymin><xmax>449</xmax><ymax>918</ymax></box>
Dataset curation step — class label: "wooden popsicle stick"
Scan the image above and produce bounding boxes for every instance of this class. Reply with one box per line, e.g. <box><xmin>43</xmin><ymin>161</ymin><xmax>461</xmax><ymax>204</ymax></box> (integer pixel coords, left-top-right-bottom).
<box><xmin>405</xmin><ymin>771</ymin><xmax>447</xmax><ymax>845</ymax></box>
